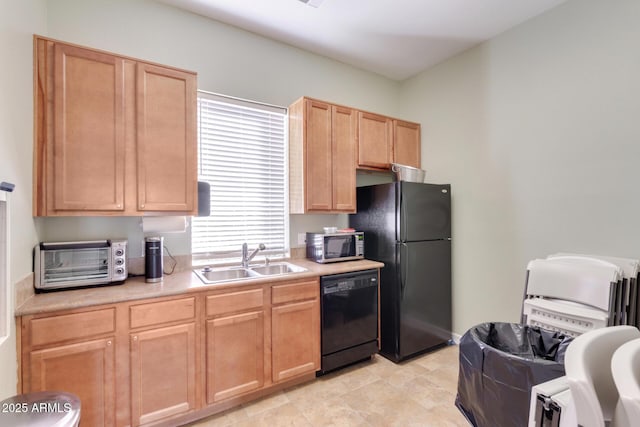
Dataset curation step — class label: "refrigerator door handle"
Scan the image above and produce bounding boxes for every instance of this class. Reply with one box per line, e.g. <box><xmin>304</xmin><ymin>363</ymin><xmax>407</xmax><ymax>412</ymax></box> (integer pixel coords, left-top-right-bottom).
<box><xmin>400</xmin><ymin>190</ymin><xmax>407</xmax><ymax>242</ymax></box>
<box><xmin>399</xmin><ymin>242</ymin><xmax>408</xmax><ymax>295</ymax></box>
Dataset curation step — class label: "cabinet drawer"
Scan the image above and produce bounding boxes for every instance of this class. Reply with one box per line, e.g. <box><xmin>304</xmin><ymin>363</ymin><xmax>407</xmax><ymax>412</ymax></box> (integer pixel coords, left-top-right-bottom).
<box><xmin>130</xmin><ymin>297</ymin><xmax>196</xmax><ymax>329</ymax></box>
<box><xmin>272</xmin><ymin>280</ymin><xmax>318</xmax><ymax>305</ymax></box>
<box><xmin>206</xmin><ymin>289</ymin><xmax>263</xmax><ymax>317</ymax></box>
<box><xmin>30</xmin><ymin>308</ymin><xmax>116</xmax><ymax>347</ymax></box>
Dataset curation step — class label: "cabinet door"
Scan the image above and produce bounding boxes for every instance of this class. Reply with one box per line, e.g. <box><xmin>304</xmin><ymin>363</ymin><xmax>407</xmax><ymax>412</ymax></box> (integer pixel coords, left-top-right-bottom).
<box><xmin>136</xmin><ymin>63</ymin><xmax>197</xmax><ymax>213</ymax></box>
<box><xmin>272</xmin><ymin>299</ymin><xmax>320</xmax><ymax>382</ymax></box>
<box><xmin>358</xmin><ymin>111</ymin><xmax>392</xmax><ymax>169</ymax></box>
<box><xmin>130</xmin><ymin>323</ymin><xmax>197</xmax><ymax>426</ymax></box>
<box><xmin>305</xmin><ymin>99</ymin><xmax>333</xmax><ymax>211</ymax></box>
<box><xmin>206</xmin><ymin>311</ymin><xmax>264</xmax><ymax>404</ymax></box>
<box><xmin>331</xmin><ymin>106</ymin><xmax>357</xmax><ymax>212</ymax></box>
<box><xmin>53</xmin><ymin>43</ymin><xmax>125</xmax><ymax>211</ymax></box>
<box><xmin>393</xmin><ymin>120</ymin><xmax>421</xmax><ymax>168</ymax></box>
<box><xmin>30</xmin><ymin>338</ymin><xmax>115</xmax><ymax>427</ymax></box>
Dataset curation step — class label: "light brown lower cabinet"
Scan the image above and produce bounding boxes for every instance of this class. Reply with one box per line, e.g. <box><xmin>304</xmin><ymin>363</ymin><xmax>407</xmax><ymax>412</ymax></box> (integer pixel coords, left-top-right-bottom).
<box><xmin>19</xmin><ymin>277</ymin><xmax>322</xmax><ymax>426</ymax></box>
<box><xmin>29</xmin><ymin>337</ymin><xmax>116</xmax><ymax>427</ymax></box>
<box><xmin>206</xmin><ymin>311</ymin><xmax>264</xmax><ymax>403</ymax></box>
<box><xmin>272</xmin><ymin>300</ymin><xmax>320</xmax><ymax>382</ymax></box>
<box><xmin>130</xmin><ymin>323</ymin><xmax>197</xmax><ymax>426</ymax></box>
<box><xmin>271</xmin><ymin>280</ymin><xmax>320</xmax><ymax>382</ymax></box>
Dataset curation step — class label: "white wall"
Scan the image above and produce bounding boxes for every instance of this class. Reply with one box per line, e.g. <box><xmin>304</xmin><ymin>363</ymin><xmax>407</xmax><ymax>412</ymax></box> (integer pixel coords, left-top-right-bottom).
<box><xmin>399</xmin><ymin>0</ymin><xmax>640</xmax><ymax>334</ymax></box>
<box><xmin>0</xmin><ymin>0</ymin><xmax>46</xmax><ymax>400</ymax></box>
<box><xmin>41</xmin><ymin>0</ymin><xmax>401</xmax><ymax>254</ymax></box>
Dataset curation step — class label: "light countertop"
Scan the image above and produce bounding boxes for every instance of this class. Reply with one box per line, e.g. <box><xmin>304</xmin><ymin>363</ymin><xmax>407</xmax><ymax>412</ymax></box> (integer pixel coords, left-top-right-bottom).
<box><xmin>16</xmin><ymin>259</ymin><xmax>384</xmax><ymax>316</ymax></box>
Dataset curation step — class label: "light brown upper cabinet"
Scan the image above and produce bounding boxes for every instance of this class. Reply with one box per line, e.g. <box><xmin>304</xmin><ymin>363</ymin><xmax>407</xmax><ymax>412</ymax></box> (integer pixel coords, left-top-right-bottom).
<box><xmin>33</xmin><ymin>36</ymin><xmax>197</xmax><ymax>216</ymax></box>
<box><xmin>393</xmin><ymin>119</ymin><xmax>421</xmax><ymax>169</ymax></box>
<box><xmin>332</xmin><ymin>105</ymin><xmax>358</xmax><ymax>211</ymax></box>
<box><xmin>357</xmin><ymin>111</ymin><xmax>393</xmax><ymax>170</ymax></box>
<box><xmin>289</xmin><ymin>97</ymin><xmax>357</xmax><ymax>213</ymax></box>
<box><xmin>358</xmin><ymin>114</ymin><xmax>421</xmax><ymax>170</ymax></box>
<box><xmin>136</xmin><ymin>63</ymin><xmax>196</xmax><ymax>212</ymax></box>
<box><xmin>47</xmin><ymin>42</ymin><xmax>126</xmax><ymax>213</ymax></box>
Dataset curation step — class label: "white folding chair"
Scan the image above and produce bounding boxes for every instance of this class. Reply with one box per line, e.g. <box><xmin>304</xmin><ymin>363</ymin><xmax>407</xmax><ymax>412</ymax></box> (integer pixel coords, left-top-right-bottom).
<box><xmin>565</xmin><ymin>325</ymin><xmax>640</xmax><ymax>427</ymax></box>
<box><xmin>611</xmin><ymin>338</ymin><xmax>640</xmax><ymax>427</ymax></box>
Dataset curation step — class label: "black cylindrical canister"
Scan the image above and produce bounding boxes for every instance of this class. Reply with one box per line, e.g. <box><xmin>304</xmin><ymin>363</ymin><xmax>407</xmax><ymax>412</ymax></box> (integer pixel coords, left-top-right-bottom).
<box><xmin>145</xmin><ymin>236</ymin><xmax>163</xmax><ymax>283</ymax></box>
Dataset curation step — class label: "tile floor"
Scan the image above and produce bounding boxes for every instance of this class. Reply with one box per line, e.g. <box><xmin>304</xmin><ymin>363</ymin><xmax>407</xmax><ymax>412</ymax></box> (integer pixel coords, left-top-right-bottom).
<box><xmin>186</xmin><ymin>345</ymin><xmax>469</xmax><ymax>427</ymax></box>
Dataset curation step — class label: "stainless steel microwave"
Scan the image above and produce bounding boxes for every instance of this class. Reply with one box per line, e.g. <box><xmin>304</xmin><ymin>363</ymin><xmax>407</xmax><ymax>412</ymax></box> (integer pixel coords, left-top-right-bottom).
<box><xmin>34</xmin><ymin>240</ymin><xmax>128</xmax><ymax>291</ymax></box>
<box><xmin>306</xmin><ymin>232</ymin><xmax>364</xmax><ymax>263</ymax></box>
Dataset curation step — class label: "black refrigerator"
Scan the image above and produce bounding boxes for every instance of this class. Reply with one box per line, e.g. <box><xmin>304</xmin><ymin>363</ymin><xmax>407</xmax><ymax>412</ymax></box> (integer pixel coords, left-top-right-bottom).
<box><xmin>349</xmin><ymin>182</ymin><xmax>452</xmax><ymax>362</ymax></box>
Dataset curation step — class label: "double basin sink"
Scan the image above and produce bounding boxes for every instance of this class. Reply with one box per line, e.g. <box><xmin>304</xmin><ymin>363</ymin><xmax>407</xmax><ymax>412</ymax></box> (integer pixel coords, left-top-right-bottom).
<box><xmin>194</xmin><ymin>262</ymin><xmax>307</xmax><ymax>285</ymax></box>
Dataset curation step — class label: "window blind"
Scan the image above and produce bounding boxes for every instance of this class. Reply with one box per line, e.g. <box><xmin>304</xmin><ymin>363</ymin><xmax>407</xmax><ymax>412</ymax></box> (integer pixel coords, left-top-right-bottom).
<box><xmin>192</xmin><ymin>91</ymin><xmax>288</xmax><ymax>263</ymax></box>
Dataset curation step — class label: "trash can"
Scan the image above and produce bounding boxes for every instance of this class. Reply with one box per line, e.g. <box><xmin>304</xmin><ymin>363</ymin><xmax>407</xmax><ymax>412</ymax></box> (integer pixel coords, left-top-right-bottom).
<box><xmin>455</xmin><ymin>322</ymin><xmax>573</xmax><ymax>427</ymax></box>
<box><xmin>0</xmin><ymin>390</ymin><xmax>81</xmax><ymax>426</ymax></box>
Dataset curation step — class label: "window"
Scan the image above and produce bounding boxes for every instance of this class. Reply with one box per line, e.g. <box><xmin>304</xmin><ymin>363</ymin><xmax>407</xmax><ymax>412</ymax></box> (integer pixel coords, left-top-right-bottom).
<box><xmin>192</xmin><ymin>92</ymin><xmax>288</xmax><ymax>264</ymax></box>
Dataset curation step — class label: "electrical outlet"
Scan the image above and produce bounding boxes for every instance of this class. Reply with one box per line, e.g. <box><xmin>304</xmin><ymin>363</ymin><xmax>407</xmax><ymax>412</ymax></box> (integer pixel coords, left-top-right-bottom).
<box><xmin>297</xmin><ymin>233</ymin><xmax>306</xmax><ymax>246</ymax></box>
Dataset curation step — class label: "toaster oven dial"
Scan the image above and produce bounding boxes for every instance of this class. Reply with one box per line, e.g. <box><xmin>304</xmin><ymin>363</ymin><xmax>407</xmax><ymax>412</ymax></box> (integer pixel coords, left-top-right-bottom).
<box><xmin>115</xmin><ymin>258</ymin><xmax>124</xmax><ymax>266</ymax></box>
<box><xmin>115</xmin><ymin>267</ymin><xmax>125</xmax><ymax>275</ymax></box>
<box><xmin>115</xmin><ymin>249</ymin><xmax>124</xmax><ymax>257</ymax></box>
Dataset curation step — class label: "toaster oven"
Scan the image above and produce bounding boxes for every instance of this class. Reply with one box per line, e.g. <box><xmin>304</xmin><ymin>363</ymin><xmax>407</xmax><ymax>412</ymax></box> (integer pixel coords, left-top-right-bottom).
<box><xmin>34</xmin><ymin>240</ymin><xmax>128</xmax><ymax>291</ymax></box>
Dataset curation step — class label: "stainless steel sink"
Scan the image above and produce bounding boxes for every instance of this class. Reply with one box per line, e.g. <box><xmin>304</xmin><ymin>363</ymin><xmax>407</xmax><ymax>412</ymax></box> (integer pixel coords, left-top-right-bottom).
<box><xmin>194</xmin><ymin>262</ymin><xmax>307</xmax><ymax>284</ymax></box>
<box><xmin>249</xmin><ymin>262</ymin><xmax>307</xmax><ymax>276</ymax></box>
<box><xmin>194</xmin><ymin>267</ymin><xmax>258</xmax><ymax>284</ymax></box>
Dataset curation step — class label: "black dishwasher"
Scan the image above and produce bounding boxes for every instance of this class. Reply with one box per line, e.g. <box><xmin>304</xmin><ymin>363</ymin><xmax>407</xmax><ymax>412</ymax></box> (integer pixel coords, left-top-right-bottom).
<box><xmin>319</xmin><ymin>269</ymin><xmax>379</xmax><ymax>374</ymax></box>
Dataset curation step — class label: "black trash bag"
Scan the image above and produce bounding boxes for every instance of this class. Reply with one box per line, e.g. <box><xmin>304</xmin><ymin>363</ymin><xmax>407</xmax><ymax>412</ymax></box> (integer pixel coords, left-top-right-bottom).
<box><xmin>455</xmin><ymin>322</ymin><xmax>573</xmax><ymax>427</ymax></box>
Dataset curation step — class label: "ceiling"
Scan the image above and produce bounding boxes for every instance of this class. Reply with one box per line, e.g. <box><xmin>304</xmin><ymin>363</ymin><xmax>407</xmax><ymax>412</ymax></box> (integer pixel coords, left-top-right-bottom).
<box><xmin>158</xmin><ymin>0</ymin><xmax>568</xmax><ymax>81</ymax></box>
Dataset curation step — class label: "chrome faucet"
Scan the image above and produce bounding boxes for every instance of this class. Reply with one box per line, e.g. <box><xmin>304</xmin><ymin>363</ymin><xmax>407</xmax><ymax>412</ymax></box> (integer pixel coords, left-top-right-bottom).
<box><xmin>241</xmin><ymin>243</ymin><xmax>265</xmax><ymax>268</ymax></box>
